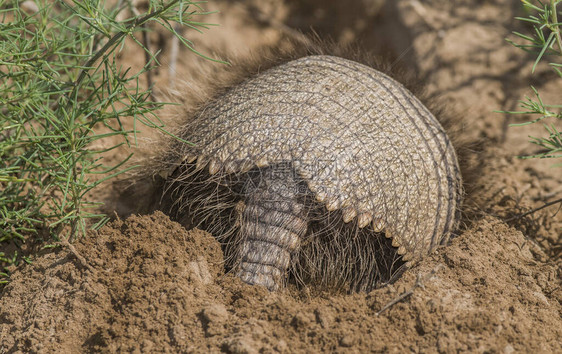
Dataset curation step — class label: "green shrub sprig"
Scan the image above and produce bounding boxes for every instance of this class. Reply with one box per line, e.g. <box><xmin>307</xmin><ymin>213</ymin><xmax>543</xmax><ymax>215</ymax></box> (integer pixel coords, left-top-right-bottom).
<box><xmin>504</xmin><ymin>0</ymin><xmax>562</xmax><ymax>162</ymax></box>
<box><xmin>0</xmin><ymin>0</ymin><xmax>221</xmax><ymax>282</ymax></box>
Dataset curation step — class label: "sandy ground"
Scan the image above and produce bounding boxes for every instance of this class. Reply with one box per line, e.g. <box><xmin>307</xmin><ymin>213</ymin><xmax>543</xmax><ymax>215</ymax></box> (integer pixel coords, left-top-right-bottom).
<box><xmin>1</xmin><ymin>0</ymin><xmax>561</xmax><ymax>352</ymax></box>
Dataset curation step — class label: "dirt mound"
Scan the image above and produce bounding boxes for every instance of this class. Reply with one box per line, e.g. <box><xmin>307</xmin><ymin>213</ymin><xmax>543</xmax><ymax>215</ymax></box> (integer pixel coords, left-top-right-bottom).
<box><xmin>0</xmin><ymin>213</ymin><xmax>222</xmax><ymax>352</ymax></box>
<box><xmin>1</xmin><ymin>211</ymin><xmax>560</xmax><ymax>352</ymax></box>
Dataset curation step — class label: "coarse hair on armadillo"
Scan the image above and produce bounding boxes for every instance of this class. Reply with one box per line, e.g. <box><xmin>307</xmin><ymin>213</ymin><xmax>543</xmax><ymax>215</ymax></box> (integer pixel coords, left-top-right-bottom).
<box><xmin>162</xmin><ymin>161</ymin><xmax>406</xmax><ymax>291</ymax></box>
<box><xmin>115</xmin><ymin>37</ymin><xmax>470</xmax><ymax>292</ymax></box>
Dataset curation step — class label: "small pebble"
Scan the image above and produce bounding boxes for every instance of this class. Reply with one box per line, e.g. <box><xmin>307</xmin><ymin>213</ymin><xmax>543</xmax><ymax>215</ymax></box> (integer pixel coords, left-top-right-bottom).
<box><xmin>20</xmin><ymin>1</ymin><xmax>39</xmax><ymax>14</ymax></box>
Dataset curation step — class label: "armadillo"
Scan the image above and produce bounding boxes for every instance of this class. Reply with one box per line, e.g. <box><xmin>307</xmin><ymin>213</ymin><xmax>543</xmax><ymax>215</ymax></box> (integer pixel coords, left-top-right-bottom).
<box><xmin>162</xmin><ymin>55</ymin><xmax>462</xmax><ymax>292</ymax></box>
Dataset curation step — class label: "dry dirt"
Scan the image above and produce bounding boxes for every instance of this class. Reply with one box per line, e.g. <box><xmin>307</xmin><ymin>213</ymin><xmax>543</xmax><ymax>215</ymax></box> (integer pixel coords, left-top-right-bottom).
<box><xmin>1</xmin><ymin>0</ymin><xmax>561</xmax><ymax>353</ymax></box>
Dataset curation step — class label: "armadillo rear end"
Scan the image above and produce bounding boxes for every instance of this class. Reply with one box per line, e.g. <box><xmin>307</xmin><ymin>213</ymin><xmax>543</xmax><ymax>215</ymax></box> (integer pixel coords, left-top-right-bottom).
<box><xmin>163</xmin><ymin>55</ymin><xmax>463</xmax><ymax>291</ymax></box>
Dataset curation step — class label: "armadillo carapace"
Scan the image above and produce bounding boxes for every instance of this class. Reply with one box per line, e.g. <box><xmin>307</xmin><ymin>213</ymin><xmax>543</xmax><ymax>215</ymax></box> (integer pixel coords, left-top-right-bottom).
<box><xmin>164</xmin><ymin>55</ymin><xmax>462</xmax><ymax>291</ymax></box>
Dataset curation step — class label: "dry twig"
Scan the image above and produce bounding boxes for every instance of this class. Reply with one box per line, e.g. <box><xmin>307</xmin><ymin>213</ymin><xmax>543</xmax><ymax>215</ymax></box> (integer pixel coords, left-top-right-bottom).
<box><xmin>59</xmin><ymin>238</ymin><xmax>96</xmax><ymax>273</ymax></box>
<box><xmin>506</xmin><ymin>197</ymin><xmax>562</xmax><ymax>221</ymax></box>
<box><xmin>376</xmin><ymin>264</ymin><xmax>444</xmax><ymax>316</ymax></box>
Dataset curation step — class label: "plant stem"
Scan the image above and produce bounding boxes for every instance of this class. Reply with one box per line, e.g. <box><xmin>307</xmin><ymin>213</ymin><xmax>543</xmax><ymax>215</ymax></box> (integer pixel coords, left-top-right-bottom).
<box><xmin>69</xmin><ymin>0</ymin><xmax>182</xmax><ymax>104</ymax></box>
<box><xmin>552</xmin><ymin>0</ymin><xmax>562</xmax><ymax>54</ymax></box>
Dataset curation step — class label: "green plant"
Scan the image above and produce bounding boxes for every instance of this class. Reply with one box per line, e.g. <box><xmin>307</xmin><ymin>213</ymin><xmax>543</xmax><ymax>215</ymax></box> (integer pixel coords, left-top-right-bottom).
<box><xmin>0</xmin><ymin>0</ymin><xmax>222</xmax><ymax>280</ymax></box>
<box><xmin>504</xmin><ymin>0</ymin><xmax>562</xmax><ymax>163</ymax></box>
